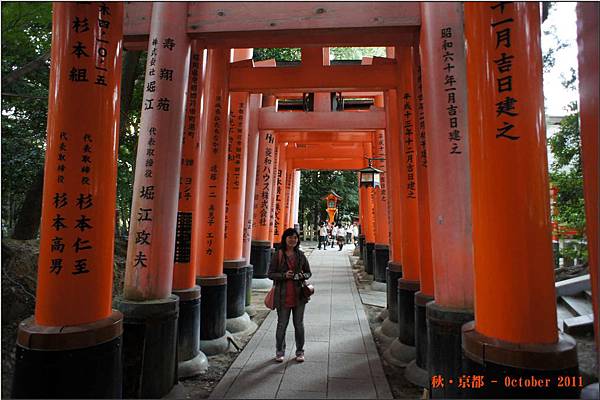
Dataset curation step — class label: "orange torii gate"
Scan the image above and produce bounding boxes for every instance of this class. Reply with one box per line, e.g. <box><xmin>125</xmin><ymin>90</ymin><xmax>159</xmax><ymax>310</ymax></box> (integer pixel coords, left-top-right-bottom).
<box><xmin>11</xmin><ymin>2</ymin><xmax>598</xmax><ymax>400</ymax></box>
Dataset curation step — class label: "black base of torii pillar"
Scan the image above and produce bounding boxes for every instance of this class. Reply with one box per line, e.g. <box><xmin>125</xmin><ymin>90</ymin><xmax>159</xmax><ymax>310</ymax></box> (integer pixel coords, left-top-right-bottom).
<box><xmin>224</xmin><ymin>259</ymin><xmax>256</xmax><ymax>334</ymax></box>
<box><xmin>173</xmin><ymin>286</ymin><xmax>208</xmax><ymax>378</ymax></box>
<box><xmin>364</xmin><ymin>242</ymin><xmax>375</xmax><ymax>275</ymax></box>
<box><xmin>426</xmin><ymin>302</ymin><xmax>474</xmax><ymax>399</ymax></box>
<box><xmin>198</xmin><ymin>275</ymin><xmax>229</xmax><ymax>355</ymax></box>
<box><xmin>117</xmin><ymin>296</ymin><xmax>179</xmax><ymax>398</ymax></box>
<box><xmin>461</xmin><ymin>322</ymin><xmax>580</xmax><ymax>399</ymax></box>
<box><xmin>12</xmin><ymin>311</ymin><xmax>123</xmax><ymax>398</ymax></box>
<box><xmin>372</xmin><ymin>244</ymin><xmax>389</xmax><ymax>291</ymax></box>
<box><xmin>250</xmin><ymin>240</ymin><xmax>272</xmax><ymax>290</ymax></box>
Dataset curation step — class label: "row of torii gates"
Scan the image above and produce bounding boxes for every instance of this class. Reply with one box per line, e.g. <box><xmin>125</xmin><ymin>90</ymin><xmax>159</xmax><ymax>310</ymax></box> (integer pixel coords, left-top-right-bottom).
<box><xmin>11</xmin><ymin>2</ymin><xmax>599</xmax><ymax>399</ymax></box>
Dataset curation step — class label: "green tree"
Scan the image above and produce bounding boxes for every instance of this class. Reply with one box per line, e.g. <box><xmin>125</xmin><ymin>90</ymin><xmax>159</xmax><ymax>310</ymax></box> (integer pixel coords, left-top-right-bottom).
<box><xmin>298</xmin><ymin>170</ymin><xmax>359</xmax><ymax>230</ymax></box>
<box><xmin>253</xmin><ymin>47</ymin><xmax>387</xmax><ymax>63</ymax></box>
<box><xmin>330</xmin><ymin>47</ymin><xmax>386</xmax><ymax>61</ymax></box>
<box><xmin>1</xmin><ymin>2</ymin><xmax>52</xmax><ymax>238</ymax></box>
<box><xmin>254</xmin><ymin>48</ymin><xmax>300</xmax><ymax>62</ymax></box>
<box><xmin>548</xmin><ymin>106</ymin><xmax>587</xmax><ymax>260</ymax></box>
<box><xmin>114</xmin><ymin>51</ymin><xmax>146</xmax><ymax>236</ymax></box>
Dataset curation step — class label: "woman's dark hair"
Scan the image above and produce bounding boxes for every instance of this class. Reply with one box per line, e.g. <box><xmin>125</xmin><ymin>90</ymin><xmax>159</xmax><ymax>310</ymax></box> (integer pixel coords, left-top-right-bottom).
<box><xmin>280</xmin><ymin>228</ymin><xmax>300</xmax><ymax>251</ymax></box>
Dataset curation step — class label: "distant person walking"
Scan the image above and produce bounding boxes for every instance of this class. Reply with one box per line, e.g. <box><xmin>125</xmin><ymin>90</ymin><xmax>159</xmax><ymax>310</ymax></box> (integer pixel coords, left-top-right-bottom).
<box><xmin>318</xmin><ymin>223</ymin><xmax>328</xmax><ymax>250</ymax></box>
<box><xmin>353</xmin><ymin>223</ymin><xmax>359</xmax><ymax>246</ymax></box>
<box><xmin>331</xmin><ymin>225</ymin><xmax>338</xmax><ymax>248</ymax></box>
<box><xmin>268</xmin><ymin>228</ymin><xmax>312</xmax><ymax>363</ymax></box>
<box><xmin>346</xmin><ymin>224</ymin><xmax>352</xmax><ymax>244</ymax></box>
<box><xmin>337</xmin><ymin>225</ymin><xmax>346</xmax><ymax>251</ymax></box>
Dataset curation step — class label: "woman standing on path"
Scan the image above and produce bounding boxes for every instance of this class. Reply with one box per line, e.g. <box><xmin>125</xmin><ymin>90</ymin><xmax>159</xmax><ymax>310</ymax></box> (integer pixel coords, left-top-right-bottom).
<box><xmin>267</xmin><ymin>228</ymin><xmax>312</xmax><ymax>363</ymax></box>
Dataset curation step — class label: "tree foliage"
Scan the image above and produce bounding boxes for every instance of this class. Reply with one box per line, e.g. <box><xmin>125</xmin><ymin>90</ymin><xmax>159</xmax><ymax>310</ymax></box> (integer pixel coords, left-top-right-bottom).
<box><xmin>253</xmin><ymin>47</ymin><xmax>386</xmax><ymax>63</ymax></box>
<box><xmin>254</xmin><ymin>48</ymin><xmax>301</xmax><ymax>62</ymax></box>
<box><xmin>115</xmin><ymin>52</ymin><xmax>146</xmax><ymax>236</ymax></box>
<box><xmin>548</xmin><ymin>109</ymin><xmax>586</xmax><ymax>236</ymax></box>
<box><xmin>298</xmin><ymin>170</ymin><xmax>359</xmax><ymax>230</ymax></box>
<box><xmin>1</xmin><ymin>2</ymin><xmax>52</xmax><ymax>236</ymax></box>
<box><xmin>329</xmin><ymin>47</ymin><xmax>386</xmax><ymax>60</ymax></box>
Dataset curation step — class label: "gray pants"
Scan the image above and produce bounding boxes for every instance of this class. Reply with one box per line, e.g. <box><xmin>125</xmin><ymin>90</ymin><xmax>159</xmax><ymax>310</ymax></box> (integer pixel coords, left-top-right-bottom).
<box><xmin>275</xmin><ymin>301</ymin><xmax>306</xmax><ymax>356</ymax></box>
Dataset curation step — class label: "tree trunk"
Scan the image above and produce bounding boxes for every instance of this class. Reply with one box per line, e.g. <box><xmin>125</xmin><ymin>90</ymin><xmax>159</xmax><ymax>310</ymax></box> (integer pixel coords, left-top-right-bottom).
<box><xmin>12</xmin><ymin>168</ymin><xmax>44</xmax><ymax>240</ymax></box>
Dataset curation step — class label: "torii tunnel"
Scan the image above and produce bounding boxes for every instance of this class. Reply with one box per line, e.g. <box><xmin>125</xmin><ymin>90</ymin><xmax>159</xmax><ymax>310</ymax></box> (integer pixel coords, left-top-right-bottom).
<box><xmin>11</xmin><ymin>2</ymin><xmax>598</xmax><ymax>399</ymax></box>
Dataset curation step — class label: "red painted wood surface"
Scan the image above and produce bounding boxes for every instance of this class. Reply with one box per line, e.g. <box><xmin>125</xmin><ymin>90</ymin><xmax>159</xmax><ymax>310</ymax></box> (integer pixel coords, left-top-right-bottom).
<box><xmin>173</xmin><ymin>42</ymin><xmax>204</xmax><ymax>290</ymax></box>
<box><xmin>395</xmin><ymin>46</ymin><xmax>420</xmax><ymax>282</ymax></box>
<box><xmin>286</xmin><ymin>143</ymin><xmax>364</xmax><ymax>159</ymax></box>
<box><xmin>289</xmin><ymin>158</ymin><xmax>365</xmax><ymax>170</ymax></box>
<box><xmin>268</xmin><ymin>143</ymin><xmax>280</xmax><ymax>244</ymax></box>
<box><xmin>223</xmin><ymin>48</ymin><xmax>252</xmax><ymax>262</ymax></box>
<box><xmin>242</xmin><ymin>94</ymin><xmax>262</xmax><ymax>265</ymax></box>
<box><xmin>576</xmin><ymin>2</ymin><xmax>599</xmax><ymax>365</ymax></box>
<box><xmin>252</xmin><ymin>98</ymin><xmax>277</xmax><ymax>242</ymax></box>
<box><xmin>35</xmin><ymin>2</ymin><xmax>123</xmax><ymax>325</ymax></box>
<box><xmin>124</xmin><ymin>3</ymin><xmax>190</xmax><ymax>301</ymax></box>
<box><xmin>420</xmin><ymin>2</ymin><xmax>473</xmax><ymax>309</ymax></box>
<box><xmin>259</xmin><ymin>109</ymin><xmax>386</xmax><ymax>131</ymax></box>
<box><xmin>465</xmin><ymin>2</ymin><xmax>557</xmax><ymax>344</ymax></box>
<box><xmin>188</xmin><ymin>2</ymin><xmax>420</xmax><ymax>32</ymax></box>
<box><xmin>383</xmin><ymin>90</ymin><xmax>403</xmax><ymax>264</ymax></box>
<box><xmin>124</xmin><ymin>2</ymin><xmax>420</xmax><ymax>49</ymax></box>
<box><xmin>277</xmin><ymin>131</ymin><xmax>373</xmax><ymax>143</ymax></box>
<box><xmin>413</xmin><ymin>50</ymin><xmax>434</xmax><ymax>297</ymax></box>
<box><xmin>372</xmin><ymin>96</ymin><xmax>390</xmax><ymax>246</ymax></box>
<box><xmin>273</xmin><ymin>144</ymin><xmax>288</xmax><ymax>243</ymax></box>
<box><xmin>283</xmin><ymin>165</ymin><xmax>294</xmax><ymax>230</ymax></box>
<box><xmin>194</xmin><ymin>48</ymin><xmax>231</xmax><ymax>277</ymax></box>
<box><xmin>230</xmin><ymin>63</ymin><xmax>399</xmax><ymax>92</ymax></box>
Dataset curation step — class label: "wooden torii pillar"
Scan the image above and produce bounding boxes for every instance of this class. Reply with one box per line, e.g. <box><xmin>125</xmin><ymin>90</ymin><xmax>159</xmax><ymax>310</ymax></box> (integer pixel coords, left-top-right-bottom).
<box><xmin>222</xmin><ymin>49</ymin><xmax>256</xmax><ymax>335</ymax></box>
<box><xmin>242</xmin><ymin>93</ymin><xmax>263</xmax><ymax>310</ymax></box>
<box><xmin>576</xmin><ymin>3</ymin><xmax>598</xmax><ymax>398</ymax></box>
<box><xmin>12</xmin><ymin>3</ymin><xmax>125</xmax><ymax>398</ymax></box>
<box><xmin>250</xmin><ymin>96</ymin><xmax>277</xmax><ymax>290</ymax></box>
<box><xmin>419</xmin><ymin>3</ymin><xmax>474</xmax><ymax>398</ymax></box>
<box><xmin>117</xmin><ymin>3</ymin><xmax>191</xmax><ymax>397</ymax></box>
<box><xmin>268</xmin><ymin>139</ymin><xmax>281</xmax><ymax>245</ymax></box>
<box><xmin>462</xmin><ymin>4</ymin><xmax>578</xmax><ymax>397</ymax></box>
<box><xmin>375</xmin><ymin>89</ymin><xmax>404</xmax><ymax>347</ymax></box>
<box><xmin>405</xmin><ymin>47</ymin><xmax>435</xmax><ymax>387</ymax></box>
<box><xmin>172</xmin><ymin>40</ymin><xmax>207</xmax><ymax>378</ymax></box>
<box><xmin>384</xmin><ymin>46</ymin><xmax>422</xmax><ymax>370</ymax></box>
<box><xmin>372</xmin><ymin>94</ymin><xmax>392</xmax><ymax>292</ymax></box>
<box><xmin>273</xmin><ymin>142</ymin><xmax>289</xmax><ymax>245</ymax></box>
<box><xmin>283</xmin><ymin>159</ymin><xmax>295</xmax><ymax>232</ymax></box>
<box><xmin>194</xmin><ymin>47</ymin><xmax>231</xmax><ymax>356</ymax></box>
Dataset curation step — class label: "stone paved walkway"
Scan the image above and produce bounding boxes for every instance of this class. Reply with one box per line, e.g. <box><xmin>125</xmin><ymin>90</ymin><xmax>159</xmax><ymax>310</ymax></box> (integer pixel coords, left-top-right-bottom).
<box><xmin>210</xmin><ymin>245</ymin><xmax>393</xmax><ymax>399</ymax></box>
